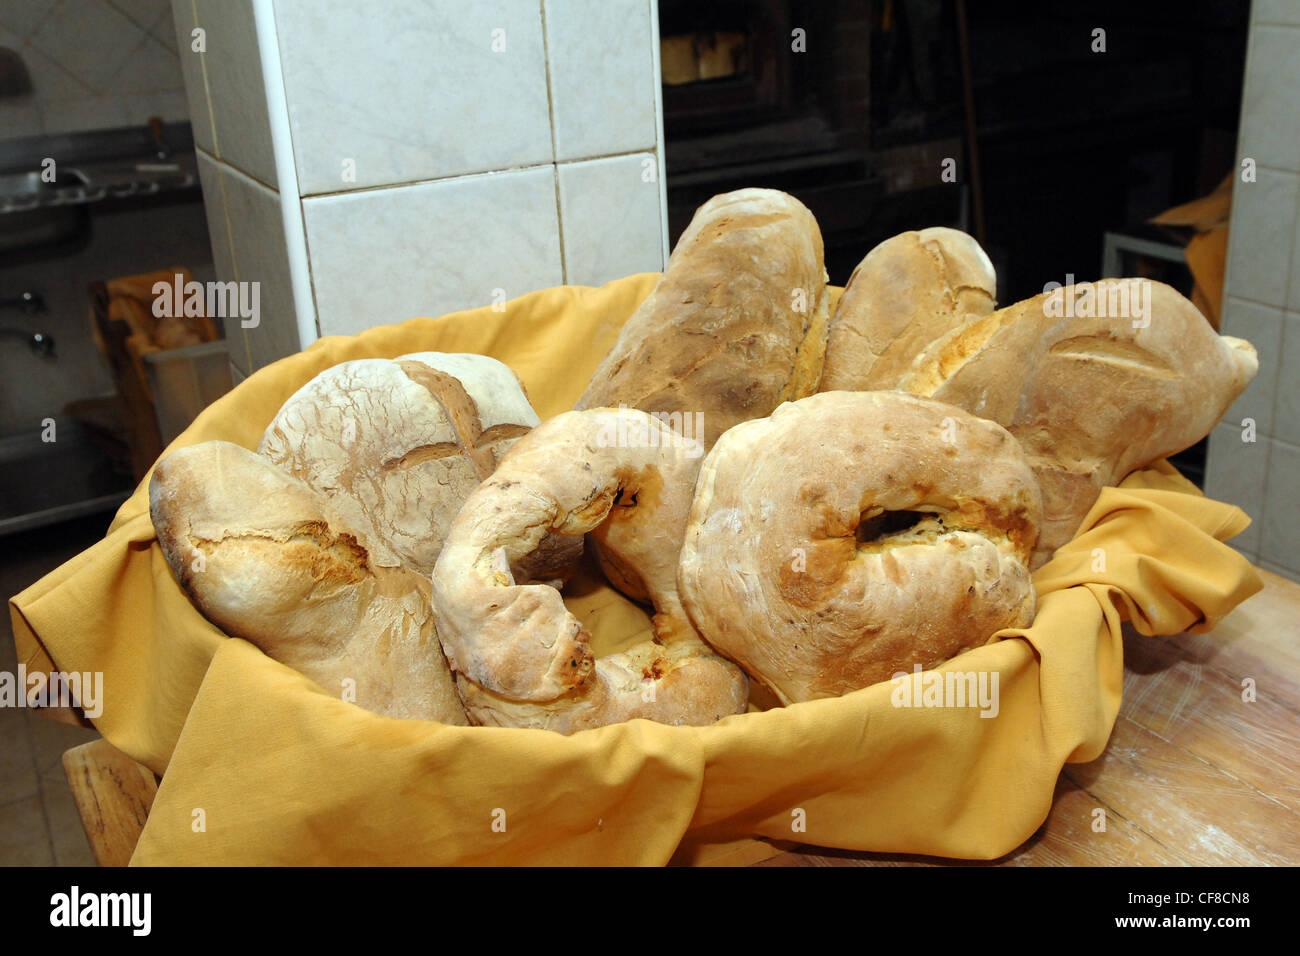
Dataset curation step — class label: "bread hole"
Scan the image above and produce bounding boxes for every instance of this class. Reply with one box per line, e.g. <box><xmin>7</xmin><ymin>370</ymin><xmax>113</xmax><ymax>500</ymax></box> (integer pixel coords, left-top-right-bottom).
<box><xmin>856</xmin><ymin>509</ymin><xmax>933</xmax><ymax>545</ymax></box>
<box><xmin>612</xmin><ymin>488</ymin><xmax>639</xmax><ymax>508</ymax></box>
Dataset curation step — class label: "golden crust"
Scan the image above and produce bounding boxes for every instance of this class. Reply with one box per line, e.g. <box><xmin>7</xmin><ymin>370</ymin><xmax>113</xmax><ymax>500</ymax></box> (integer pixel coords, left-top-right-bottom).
<box><xmin>820</xmin><ymin>227</ymin><xmax>996</xmax><ymax>392</ymax></box>
<box><xmin>678</xmin><ymin>391</ymin><xmax>1041</xmax><ymax>705</ymax></box>
<box><xmin>576</xmin><ymin>188</ymin><xmax>830</xmax><ymax>451</ymax></box>
<box><xmin>430</xmin><ymin>406</ymin><xmax>748</xmax><ymax>732</ymax></box>
<box><xmin>150</xmin><ymin>441</ymin><xmax>467</xmax><ymax>723</ymax></box>
<box><xmin>897</xmin><ymin>279</ymin><xmax>1259</xmax><ymax>566</ymax></box>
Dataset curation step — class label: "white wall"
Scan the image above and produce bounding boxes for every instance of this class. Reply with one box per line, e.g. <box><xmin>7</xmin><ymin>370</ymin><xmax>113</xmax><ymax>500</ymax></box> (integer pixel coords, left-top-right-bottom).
<box><xmin>0</xmin><ymin>0</ymin><xmax>188</xmax><ymax>137</ymax></box>
<box><xmin>1203</xmin><ymin>0</ymin><xmax>1300</xmax><ymax>581</ymax></box>
<box><xmin>171</xmin><ymin>0</ymin><xmax>669</xmax><ymax>381</ymax></box>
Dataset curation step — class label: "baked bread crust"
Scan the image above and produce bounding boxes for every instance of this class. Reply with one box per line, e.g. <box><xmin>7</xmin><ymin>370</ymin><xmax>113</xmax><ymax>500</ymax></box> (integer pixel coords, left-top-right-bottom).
<box><xmin>678</xmin><ymin>391</ymin><xmax>1041</xmax><ymax>705</ymax></box>
<box><xmin>820</xmin><ymin>227</ymin><xmax>996</xmax><ymax>391</ymax></box>
<box><xmin>150</xmin><ymin>440</ymin><xmax>467</xmax><ymax>723</ymax></box>
<box><xmin>431</xmin><ymin>406</ymin><xmax>748</xmax><ymax>734</ymax></box>
<box><xmin>576</xmin><ymin>188</ymin><xmax>831</xmax><ymax>451</ymax></box>
<box><xmin>897</xmin><ymin>279</ymin><xmax>1259</xmax><ymax>566</ymax></box>
<box><xmin>259</xmin><ymin>352</ymin><xmax>544</xmax><ymax>577</ymax></box>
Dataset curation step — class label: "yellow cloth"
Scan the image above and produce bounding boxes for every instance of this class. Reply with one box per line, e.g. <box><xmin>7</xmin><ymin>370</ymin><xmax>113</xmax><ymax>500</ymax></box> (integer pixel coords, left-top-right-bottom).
<box><xmin>8</xmin><ymin>275</ymin><xmax>1261</xmax><ymax>865</ymax></box>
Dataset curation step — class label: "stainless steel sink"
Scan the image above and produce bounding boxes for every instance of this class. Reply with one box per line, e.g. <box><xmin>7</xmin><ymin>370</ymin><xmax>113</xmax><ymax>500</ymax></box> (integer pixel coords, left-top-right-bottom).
<box><xmin>0</xmin><ymin>169</ymin><xmax>92</xmax><ymax>252</ymax></box>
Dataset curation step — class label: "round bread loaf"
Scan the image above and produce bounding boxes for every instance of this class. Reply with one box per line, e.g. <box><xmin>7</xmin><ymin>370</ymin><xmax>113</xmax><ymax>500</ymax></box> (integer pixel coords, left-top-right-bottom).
<box><xmin>678</xmin><ymin>391</ymin><xmax>1042</xmax><ymax>705</ymax></box>
<box><xmin>259</xmin><ymin>352</ymin><xmax>545</xmax><ymax>577</ymax></box>
<box><xmin>150</xmin><ymin>441</ymin><xmax>467</xmax><ymax>723</ymax></box>
<box><xmin>431</xmin><ymin>406</ymin><xmax>748</xmax><ymax>734</ymax></box>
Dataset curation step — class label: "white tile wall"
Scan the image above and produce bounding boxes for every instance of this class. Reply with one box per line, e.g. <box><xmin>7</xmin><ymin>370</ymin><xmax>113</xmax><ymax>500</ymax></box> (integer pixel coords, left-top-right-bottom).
<box><xmin>557</xmin><ymin>152</ymin><xmax>663</xmax><ymax>286</ymax></box>
<box><xmin>193</xmin><ymin>0</ymin><xmax>278</xmax><ymax>187</ymax></box>
<box><xmin>1254</xmin><ymin>0</ymin><xmax>1300</xmax><ymax>27</ymax></box>
<box><xmin>1237</xmin><ymin>26</ymin><xmax>1300</xmax><ymax>174</ymax></box>
<box><xmin>195</xmin><ymin>149</ymin><xmax>251</xmax><ymax>372</ymax></box>
<box><xmin>1272</xmin><ymin>310</ymin><xmax>1300</xmax><ymax>448</ymax></box>
<box><xmin>171</xmin><ymin>0</ymin><xmax>667</xmax><ymax>374</ymax></box>
<box><xmin>302</xmin><ymin>165</ymin><xmax>564</xmax><ymax>335</ymax></box>
<box><xmin>543</xmin><ymin>0</ymin><xmax>658</xmax><ymax>161</ymax></box>
<box><xmin>0</xmin><ymin>0</ymin><xmax>188</xmax><ymax>135</ymax></box>
<box><xmin>1219</xmin><ymin>296</ymin><xmax>1282</xmax><ymax>428</ymax></box>
<box><xmin>1204</xmin><ymin>423</ymin><xmax>1269</xmax><ymax>557</ymax></box>
<box><xmin>169</xmin><ymin>0</ymin><xmax>213</xmax><ymax>151</ymax></box>
<box><xmin>1260</xmin><ymin>439</ymin><xmax>1300</xmax><ymax>569</ymax></box>
<box><xmin>1225</xmin><ymin>168</ymin><xmax>1298</xmax><ymax>308</ymax></box>
<box><xmin>216</xmin><ymin>160</ymin><xmax>301</xmax><ymax>368</ymax></box>
<box><xmin>1206</xmin><ymin>7</ymin><xmax>1300</xmax><ymax>581</ymax></box>
<box><xmin>273</xmin><ymin>0</ymin><xmax>552</xmax><ymax>194</ymax></box>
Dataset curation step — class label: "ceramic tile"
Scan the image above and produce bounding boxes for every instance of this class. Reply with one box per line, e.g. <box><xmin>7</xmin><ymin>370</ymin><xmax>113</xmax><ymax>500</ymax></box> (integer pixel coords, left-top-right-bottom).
<box><xmin>1258</xmin><ymin>558</ymin><xmax>1299</xmax><ymax>581</ymax></box>
<box><xmin>1217</xmin><ymin>297</ymin><xmax>1282</xmax><ymax>432</ymax></box>
<box><xmin>170</xmin><ymin>0</ymin><xmax>213</xmax><ymax>152</ymax></box>
<box><xmin>0</xmin><ymin>0</ymin><xmax>55</xmax><ymax>40</ymax></box>
<box><xmin>216</xmin><ymin>161</ymin><xmax>301</xmax><ymax>369</ymax></box>
<box><xmin>40</xmin><ymin>94</ymin><xmax>137</xmax><ymax>133</ymax></box>
<box><xmin>0</xmin><ymin>101</ymin><xmax>42</xmax><ymax>138</ymax></box>
<box><xmin>106</xmin><ymin>0</ymin><xmax>173</xmax><ymax>31</ymax></box>
<box><xmin>274</xmin><ymin>0</ymin><xmax>551</xmax><ymax>194</ymax></box>
<box><xmin>21</xmin><ymin>45</ymin><xmax>89</xmax><ymax>100</ymax></box>
<box><xmin>28</xmin><ymin>713</ymin><xmax>97</xmax><ymax>779</ymax></box>
<box><xmin>29</xmin><ymin>0</ymin><xmax>144</xmax><ymax>90</ymax></box>
<box><xmin>106</xmin><ymin>32</ymin><xmax>184</xmax><ymax>94</ymax></box>
<box><xmin>1226</xmin><ymin>168</ymin><xmax>1297</xmax><ymax>308</ymax></box>
<box><xmin>194</xmin><ymin>0</ymin><xmax>277</xmax><ymax>187</ymax></box>
<box><xmin>195</xmin><ymin>150</ymin><xmax>251</xmax><ymax>373</ymax></box>
<box><xmin>0</xmin><ymin>795</ymin><xmax>52</xmax><ymax>865</ymax></box>
<box><xmin>40</xmin><ymin>773</ymin><xmax>96</xmax><ymax>866</ymax></box>
<box><xmin>303</xmin><ymin>165</ymin><xmax>562</xmax><ymax>336</ymax></box>
<box><xmin>1204</xmin><ymin>424</ymin><xmax>1269</xmax><ymax>555</ymax></box>
<box><xmin>1239</xmin><ymin>26</ymin><xmax>1300</xmax><ymax>175</ymax></box>
<box><xmin>1271</xmin><ymin>311</ymin><xmax>1300</xmax><ymax>447</ymax></box>
<box><xmin>0</xmin><ymin>709</ymin><xmax>38</xmax><ymax>806</ymax></box>
<box><xmin>1289</xmin><ymin>194</ymin><xmax>1300</xmax><ymax>313</ymax></box>
<box><xmin>142</xmin><ymin>89</ymin><xmax>190</xmax><ymax>121</ymax></box>
<box><xmin>557</xmin><ymin>152</ymin><xmax>663</xmax><ymax>286</ymax></box>
<box><xmin>1254</xmin><ymin>0</ymin><xmax>1300</xmax><ymax>26</ymax></box>
<box><xmin>1259</xmin><ymin>439</ymin><xmax>1300</xmax><ymax>570</ymax></box>
<box><xmin>544</xmin><ymin>0</ymin><xmax>657</xmax><ymax>161</ymax></box>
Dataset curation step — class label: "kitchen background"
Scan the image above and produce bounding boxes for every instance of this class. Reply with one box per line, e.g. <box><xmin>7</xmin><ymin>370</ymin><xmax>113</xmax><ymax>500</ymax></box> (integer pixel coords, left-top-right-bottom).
<box><xmin>0</xmin><ymin>0</ymin><xmax>1296</xmax><ymax>863</ymax></box>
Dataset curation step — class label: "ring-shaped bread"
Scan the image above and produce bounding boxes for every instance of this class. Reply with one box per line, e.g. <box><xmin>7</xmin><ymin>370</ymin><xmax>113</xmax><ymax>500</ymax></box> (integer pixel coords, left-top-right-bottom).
<box><xmin>678</xmin><ymin>390</ymin><xmax>1043</xmax><ymax>705</ymax></box>
<box><xmin>431</xmin><ymin>406</ymin><xmax>748</xmax><ymax>733</ymax></box>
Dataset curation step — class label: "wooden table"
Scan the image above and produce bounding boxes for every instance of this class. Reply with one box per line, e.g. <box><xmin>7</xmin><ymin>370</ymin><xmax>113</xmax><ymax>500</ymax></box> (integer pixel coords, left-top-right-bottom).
<box><xmin>758</xmin><ymin>567</ymin><xmax>1300</xmax><ymax>866</ymax></box>
<box><xmin>63</xmin><ymin>569</ymin><xmax>1300</xmax><ymax>867</ymax></box>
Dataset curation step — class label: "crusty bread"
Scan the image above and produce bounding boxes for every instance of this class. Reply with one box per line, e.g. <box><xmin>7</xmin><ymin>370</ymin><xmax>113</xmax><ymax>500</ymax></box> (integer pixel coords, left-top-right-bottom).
<box><xmin>896</xmin><ymin>278</ymin><xmax>1259</xmax><ymax>566</ymax></box>
<box><xmin>431</xmin><ymin>406</ymin><xmax>748</xmax><ymax>734</ymax></box>
<box><xmin>576</xmin><ymin>188</ymin><xmax>830</xmax><ymax>451</ymax></box>
<box><xmin>678</xmin><ymin>391</ymin><xmax>1041</xmax><ymax>705</ymax></box>
<box><xmin>150</xmin><ymin>441</ymin><xmax>467</xmax><ymax>723</ymax></box>
<box><xmin>149</xmin><ymin>351</ymin><xmax>572</xmax><ymax>723</ymax></box>
<box><xmin>820</xmin><ymin>227</ymin><xmax>996</xmax><ymax>391</ymax></box>
<box><xmin>259</xmin><ymin>352</ymin><xmax>545</xmax><ymax>578</ymax></box>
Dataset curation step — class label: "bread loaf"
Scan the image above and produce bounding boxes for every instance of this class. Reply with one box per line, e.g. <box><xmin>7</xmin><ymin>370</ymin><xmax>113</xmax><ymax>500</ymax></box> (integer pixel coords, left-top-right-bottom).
<box><xmin>820</xmin><ymin>227</ymin><xmax>996</xmax><ymax>391</ymax></box>
<box><xmin>678</xmin><ymin>391</ymin><xmax>1041</xmax><ymax>704</ymax></box>
<box><xmin>150</xmin><ymin>441</ymin><xmax>467</xmax><ymax>723</ymax></box>
<box><xmin>150</xmin><ymin>351</ymin><xmax>572</xmax><ymax>722</ymax></box>
<box><xmin>431</xmin><ymin>406</ymin><xmax>748</xmax><ymax>734</ymax></box>
<box><xmin>259</xmin><ymin>352</ymin><xmax>550</xmax><ymax>578</ymax></box>
<box><xmin>896</xmin><ymin>278</ymin><xmax>1258</xmax><ymax>566</ymax></box>
<box><xmin>576</xmin><ymin>188</ymin><xmax>830</xmax><ymax>451</ymax></box>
